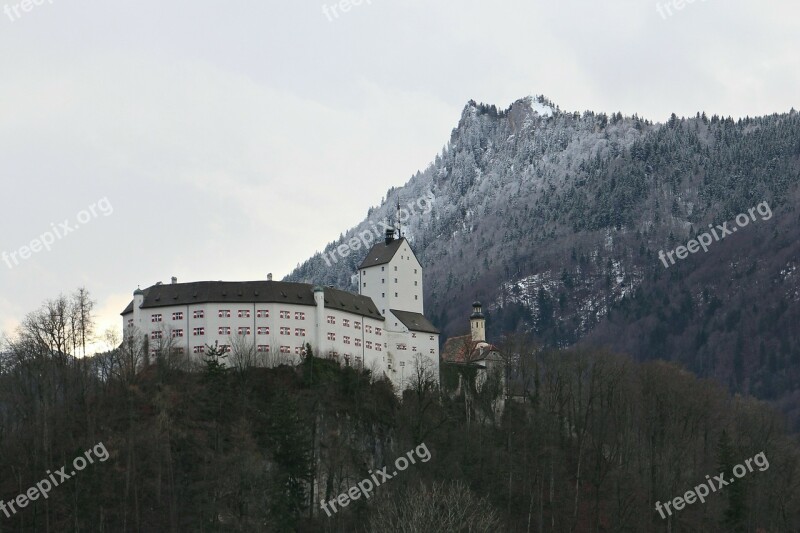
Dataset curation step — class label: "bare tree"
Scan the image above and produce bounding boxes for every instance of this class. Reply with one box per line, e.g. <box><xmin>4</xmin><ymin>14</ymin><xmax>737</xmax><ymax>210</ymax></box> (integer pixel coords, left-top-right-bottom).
<box><xmin>115</xmin><ymin>328</ymin><xmax>146</xmax><ymax>385</ymax></box>
<box><xmin>73</xmin><ymin>287</ymin><xmax>95</xmax><ymax>358</ymax></box>
<box><xmin>228</xmin><ymin>333</ymin><xmax>257</xmax><ymax>374</ymax></box>
<box><xmin>367</xmin><ymin>480</ymin><xmax>501</xmax><ymax>532</ymax></box>
<box><xmin>405</xmin><ymin>353</ymin><xmax>446</xmax><ymax>443</ymax></box>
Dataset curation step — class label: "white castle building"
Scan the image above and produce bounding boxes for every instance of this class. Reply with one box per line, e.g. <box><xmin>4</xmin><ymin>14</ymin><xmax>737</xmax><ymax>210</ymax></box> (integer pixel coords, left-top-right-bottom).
<box><xmin>121</xmin><ymin>230</ymin><xmax>440</xmax><ymax>389</ymax></box>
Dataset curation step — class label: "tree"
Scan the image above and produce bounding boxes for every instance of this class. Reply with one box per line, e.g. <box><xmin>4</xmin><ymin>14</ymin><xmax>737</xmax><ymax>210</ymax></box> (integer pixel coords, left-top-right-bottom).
<box><xmin>403</xmin><ymin>354</ymin><xmax>445</xmax><ymax>443</ymax></box>
<box><xmin>228</xmin><ymin>332</ymin><xmax>257</xmax><ymax>375</ymax></box>
<box><xmin>367</xmin><ymin>480</ymin><xmax>501</xmax><ymax>532</ymax></box>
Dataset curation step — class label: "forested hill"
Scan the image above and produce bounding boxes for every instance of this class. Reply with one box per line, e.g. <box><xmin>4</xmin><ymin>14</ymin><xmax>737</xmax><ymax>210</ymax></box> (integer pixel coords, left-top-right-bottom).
<box><xmin>286</xmin><ymin>96</ymin><xmax>800</xmax><ymax>427</ymax></box>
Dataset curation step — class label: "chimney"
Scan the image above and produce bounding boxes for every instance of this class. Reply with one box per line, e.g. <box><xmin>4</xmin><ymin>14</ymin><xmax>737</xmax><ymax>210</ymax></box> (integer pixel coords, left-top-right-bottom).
<box><xmin>267</xmin><ymin>273</ymin><xmax>273</xmax><ymax>281</ymax></box>
<box><xmin>171</xmin><ymin>276</ymin><xmax>177</xmax><ymax>284</ymax></box>
<box><xmin>385</xmin><ymin>228</ymin><xmax>395</xmax><ymax>245</ymax></box>
<box><xmin>470</xmin><ymin>301</ymin><xmax>486</xmax><ymax>342</ymax></box>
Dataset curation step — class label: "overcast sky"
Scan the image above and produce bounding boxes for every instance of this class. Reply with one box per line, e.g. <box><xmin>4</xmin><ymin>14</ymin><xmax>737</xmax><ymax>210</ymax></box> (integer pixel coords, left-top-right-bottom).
<box><xmin>1</xmin><ymin>0</ymin><xmax>798</xmax><ymax>348</ymax></box>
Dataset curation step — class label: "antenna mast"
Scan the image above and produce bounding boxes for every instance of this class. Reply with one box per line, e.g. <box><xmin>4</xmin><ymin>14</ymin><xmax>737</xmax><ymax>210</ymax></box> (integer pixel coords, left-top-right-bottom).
<box><xmin>395</xmin><ymin>199</ymin><xmax>403</xmax><ymax>238</ymax></box>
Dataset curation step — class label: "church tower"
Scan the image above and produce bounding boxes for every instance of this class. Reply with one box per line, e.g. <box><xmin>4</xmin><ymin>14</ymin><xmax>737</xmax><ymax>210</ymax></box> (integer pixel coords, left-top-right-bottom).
<box><xmin>470</xmin><ymin>301</ymin><xmax>486</xmax><ymax>342</ymax></box>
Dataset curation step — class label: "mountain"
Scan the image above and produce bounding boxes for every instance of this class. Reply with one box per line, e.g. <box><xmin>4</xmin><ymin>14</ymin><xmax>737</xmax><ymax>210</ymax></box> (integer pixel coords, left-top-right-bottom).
<box><xmin>285</xmin><ymin>96</ymin><xmax>800</xmax><ymax>428</ymax></box>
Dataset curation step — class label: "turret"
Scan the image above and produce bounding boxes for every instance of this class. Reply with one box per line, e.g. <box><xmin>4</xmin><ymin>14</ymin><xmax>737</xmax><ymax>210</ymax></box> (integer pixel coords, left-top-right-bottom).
<box><xmin>470</xmin><ymin>301</ymin><xmax>485</xmax><ymax>342</ymax></box>
<box><xmin>314</xmin><ymin>286</ymin><xmax>325</xmax><ymax>357</ymax></box>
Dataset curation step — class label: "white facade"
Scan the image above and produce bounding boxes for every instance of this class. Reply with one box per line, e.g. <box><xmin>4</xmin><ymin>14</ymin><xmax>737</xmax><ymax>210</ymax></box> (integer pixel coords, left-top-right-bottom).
<box><xmin>122</xmin><ymin>238</ymin><xmax>439</xmax><ymax>390</ymax></box>
<box><xmin>124</xmin><ymin>287</ymin><xmax>386</xmax><ymax>369</ymax></box>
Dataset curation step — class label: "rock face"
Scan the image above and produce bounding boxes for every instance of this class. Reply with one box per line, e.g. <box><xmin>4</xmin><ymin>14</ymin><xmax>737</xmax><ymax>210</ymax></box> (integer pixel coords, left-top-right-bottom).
<box><xmin>286</xmin><ymin>97</ymin><xmax>800</xmax><ymax>427</ymax></box>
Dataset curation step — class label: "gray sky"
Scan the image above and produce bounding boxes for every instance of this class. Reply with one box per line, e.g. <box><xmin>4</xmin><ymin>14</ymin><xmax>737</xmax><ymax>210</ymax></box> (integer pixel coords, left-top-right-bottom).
<box><xmin>1</xmin><ymin>0</ymin><xmax>798</xmax><ymax>348</ymax></box>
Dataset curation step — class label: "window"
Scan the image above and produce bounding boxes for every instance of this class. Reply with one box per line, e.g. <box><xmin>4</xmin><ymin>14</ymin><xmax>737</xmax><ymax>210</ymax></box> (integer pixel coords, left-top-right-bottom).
<box><xmin>327</xmin><ymin>332</ymin><xmax>336</xmax><ymax>341</ymax></box>
<box><xmin>295</xmin><ymin>328</ymin><xmax>306</xmax><ymax>337</ymax></box>
<box><xmin>280</xmin><ymin>310</ymin><xmax>290</xmax><ymax>319</ymax></box>
<box><xmin>381</xmin><ymin>293</ymin><xmax>385</xmax><ymax>298</ymax></box>
<box><xmin>365</xmin><ymin>325</ymin><xmax>372</xmax><ymax>333</ymax></box>
<box><xmin>342</xmin><ymin>319</ymin><xmax>350</xmax><ymax>327</ymax></box>
<box><xmin>172</xmin><ymin>329</ymin><xmax>184</xmax><ymax>338</ymax></box>
<box><xmin>151</xmin><ymin>331</ymin><xmax>163</xmax><ymax>340</ymax></box>
<box><xmin>238</xmin><ymin>309</ymin><xmax>251</xmax><ymax>318</ymax></box>
<box><xmin>412</xmin><ymin>347</ymin><xmax>417</xmax><ymax>352</ymax></box>
<box><xmin>414</xmin><ymin>269</ymin><xmax>418</xmax><ymax>274</ymax></box>
<box><xmin>174</xmin><ymin>347</ymin><xmax>184</xmax><ymax>355</ymax></box>
<box><xmin>397</xmin><ymin>343</ymin><xmax>407</xmax><ymax>351</ymax></box>
<box><xmin>354</xmin><ymin>338</ymin><xmax>362</xmax><ymax>347</ymax></box>
<box><xmin>363</xmin><ymin>282</ymin><xmax>366</xmax><ymax>287</ymax></box>
<box><xmin>193</xmin><ymin>310</ymin><xmax>204</xmax><ymax>319</ymax></box>
<box><xmin>172</xmin><ymin>312</ymin><xmax>184</xmax><ymax>320</ymax></box>
<box><xmin>354</xmin><ymin>321</ymin><xmax>361</xmax><ymax>330</ymax></box>
<box><xmin>280</xmin><ymin>346</ymin><xmax>291</xmax><ymax>354</ymax></box>
<box><xmin>394</xmin><ymin>278</ymin><xmax>397</xmax><ymax>283</ymax></box>
<box><xmin>127</xmin><ymin>319</ymin><xmax>133</xmax><ymax>327</ymax></box>
<box><xmin>280</xmin><ymin>327</ymin><xmax>291</xmax><ymax>335</ymax></box>
<box><xmin>430</xmin><ymin>336</ymin><xmax>435</xmax><ymax>341</ymax></box>
<box><xmin>375</xmin><ymin>328</ymin><xmax>382</xmax><ymax>336</ymax></box>
<box><xmin>366</xmin><ymin>340</ymin><xmax>373</xmax><ymax>349</ymax></box>
<box><xmin>412</xmin><ymin>333</ymin><xmax>417</xmax><ymax>338</ymax></box>
<box><xmin>375</xmin><ymin>344</ymin><xmax>381</xmax><ymax>352</ymax></box>
<box><xmin>394</xmin><ymin>266</ymin><xmax>397</xmax><ymax>271</ymax></box>
<box><xmin>257</xmin><ymin>309</ymin><xmax>269</xmax><ymax>318</ymax></box>
<box><xmin>327</xmin><ymin>316</ymin><xmax>336</xmax><ymax>324</ymax></box>
<box><xmin>343</xmin><ymin>336</ymin><xmax>351</xmax><ymax>345</ymax></box>
<box><xmin>395</xmin><ymin>293</ymin><xmax>398</xmax><ymax>297</ymax></box>
<box><xmin>415</xmin><ymin>295</ymin><xmax>418</xmax><ymax>300</ymax></box>
<box><xmin>362</xmin><ymin>270</ymin><xmax>366</xmax><ymax>275</ymax></box>
<box><xmin>295</xmin><ymin>311</ymin><xmax>305</xmax><ymax>320</ymax></box>
<box><xmin>193</xmin><ymin>327</ymin><xmax>205</xmax><ymax>336</ymax></box>
<box><xmin>193</xmin><ymin>345</ymin><xmax>205</xmax><ymax>354</ymax></box>
<box><xmin>382</xmin><ymin>278</ymin><xmax>385</xmax><ymax>284</ymax></box>
<box><xmin>355</xmin><ymin>356</ymin><xmax>362</xmax><ymax>367</ymax></box>
<box><xmin>151</xmin><ymin>314</ymin><xmax>162</xmax><ymax>323</ymax></box>
<box><xmin>219</xmin><ymin>310</ymin><xmax>231</xmax><ymax>318</ymax></box>
<box><xmin>414</xmin><ymin>281</ymin><xmax>418</xmax><ymax>286</ymax></box>
<box><xmin>295</xmin><ymin>346</ymin><xmax>303</xmax><ymax>355</ymax></box>
<box><xmin>257</xmin><ymin>327</ymin><xmax>270</xmax><ymax>335</ymax></box>
<box><xmin>257</xmin><ymin>345</ymin><xmax>270</xmax><ymax>353</ymax></box>
<box><xmin>220</xmin><ymin>344</ymin><xmax>231</xmax><ymax>353</ymax></box>
<box><xmin>219</xmin><ymin>326</ymin><xmax>231</xmax><ymax>335</ymax></box>
<box><xmin>238</xmin><ymin>327</ymin><xmax>251</xmax><ymax>335</ymax></box>
<box><xmin>430</xmin><ymin>348</ymin><xmax>435</xmax><ymax>354</ymax></box>
<box><xmin>381</xmin><ymin>266</ymin><xmax>384</xmax><ymax>271</ymax></box>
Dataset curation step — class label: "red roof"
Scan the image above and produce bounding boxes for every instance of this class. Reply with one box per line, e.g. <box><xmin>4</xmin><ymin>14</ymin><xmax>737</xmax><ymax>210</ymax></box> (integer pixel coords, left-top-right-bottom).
<box><xmin>441</xmin><ymin>334</ymin><xmax>500</xmax><ymax>364</ymax></box>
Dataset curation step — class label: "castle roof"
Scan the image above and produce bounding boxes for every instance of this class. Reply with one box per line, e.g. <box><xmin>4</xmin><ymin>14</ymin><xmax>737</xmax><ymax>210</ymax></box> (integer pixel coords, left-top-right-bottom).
<box><xmin>358</xmin><ymin>238</ymin><xmax>406</xmax><ymax>269</ymax></box>
<box><xmin>121</xmin><ymin>280</ymin><xmax>385</xmax><ymax>320</ymax></box>
<box><xmin>389</xmin><ymin>309</ymin><xmax>440</xmax><ymax>334</ymax></box>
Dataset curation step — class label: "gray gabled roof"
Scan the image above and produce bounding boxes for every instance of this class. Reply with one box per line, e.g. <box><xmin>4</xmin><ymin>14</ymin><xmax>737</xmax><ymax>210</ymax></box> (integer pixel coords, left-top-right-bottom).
<box><xmin>358</xmin><ymin>238</ymin><xmax>405</xmax><ymax>269</ymax></box>
<box><xmin>389</xmin><ymin>309</ymin><xmax>440</xmax><ymax>334</ymax></box>
<box><xmin>121</xmin><ymin>281</ymin><xmax>384</xmax><ymax>320</ymax></box>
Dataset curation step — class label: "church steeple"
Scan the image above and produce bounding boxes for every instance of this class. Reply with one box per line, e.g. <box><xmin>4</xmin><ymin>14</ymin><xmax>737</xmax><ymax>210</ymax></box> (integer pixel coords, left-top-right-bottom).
<box><xmin>470</xmin><ymin>301</ymin><xmax>485</xmax><ymax>342</ymax></box>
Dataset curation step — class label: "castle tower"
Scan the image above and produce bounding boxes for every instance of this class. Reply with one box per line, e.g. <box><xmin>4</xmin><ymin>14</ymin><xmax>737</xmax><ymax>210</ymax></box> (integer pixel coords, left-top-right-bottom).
<box><xmin>358</xmin><ymin>233</ymin><xmax>423</xmax><ymax>320</ymax></box>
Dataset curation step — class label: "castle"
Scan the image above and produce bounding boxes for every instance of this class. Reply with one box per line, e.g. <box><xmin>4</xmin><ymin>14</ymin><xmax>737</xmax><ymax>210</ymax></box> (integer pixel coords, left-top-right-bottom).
<box><xmin>121</xmin><ymin>229</ymin><xmax>440</xmax><ymax>390</ymax></box>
